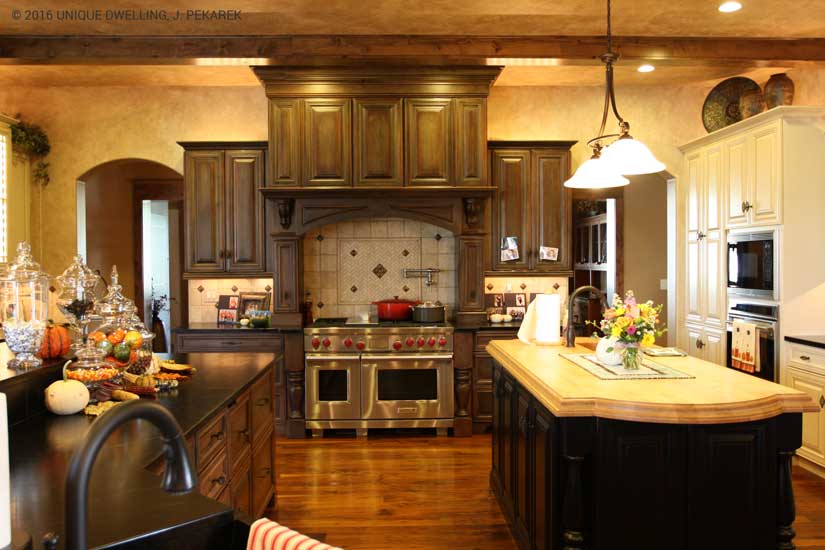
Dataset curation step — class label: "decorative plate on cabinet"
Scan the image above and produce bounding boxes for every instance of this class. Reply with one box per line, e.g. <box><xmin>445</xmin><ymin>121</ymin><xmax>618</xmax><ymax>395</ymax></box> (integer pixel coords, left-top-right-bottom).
<box><xmin>702</xmin><ymin>77</ymin><xmax>762</xmax><ymax>133</ymax></box>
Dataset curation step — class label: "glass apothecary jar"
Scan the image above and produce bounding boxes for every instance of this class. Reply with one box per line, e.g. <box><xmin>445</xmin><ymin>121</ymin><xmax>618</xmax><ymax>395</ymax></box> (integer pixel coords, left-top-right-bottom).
<box><xmin>65</xmin><ymin>340</ymin><xmax>121</xmax><ymax>401</ymax></box>
<box><xmin>55</xmin><ymin>255</ymin><xmax>103</xmax><ymax>347</ymax></box>
<box><xmin>0</xmin><ymin>242</ymin><xmax>50</xmax><ymax>369</ymax></box>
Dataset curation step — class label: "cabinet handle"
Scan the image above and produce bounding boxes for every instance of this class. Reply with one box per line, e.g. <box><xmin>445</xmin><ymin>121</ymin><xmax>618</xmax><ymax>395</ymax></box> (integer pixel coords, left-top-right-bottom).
<box><xmin>210</xmin><ymin>431</ymin><xmax>224</xmax><ymax>442</ymax></box>
<box><xmin>820</xmin><ymin>395</ymin><xmax>825</xmax><ymax>409</ymax></box>
<box><xmin>696</xmin><ymin>338</ymin><xmax>705</xmax><ymax>350</ymax></box>
<box><xmin>741</xmin><ymin>201</ymin><xmax>753</xmax><ymax>213</ymax></box>
<box><xmin>697</xmin><ymin>231</ymin><xmax>706</xmax><ymax>241</ymax></box>
<box><xmin>240</xmin><ymin>428</ymin><xmax>251</xmax><ymax>442</ymax></box>
<box><xmin>212</xmin><ymin>475</ymin><xmax>226</xmax><ymax>486</ymax></box>
<box><xmin>256</xmin><ymin>397</ymin><xmax>270</xmax><ymax>407</ymax></box>
<box><xmin>800</xmin><ymin>355</ymin><xmax>811</xmax><ymax>361</ymax></box>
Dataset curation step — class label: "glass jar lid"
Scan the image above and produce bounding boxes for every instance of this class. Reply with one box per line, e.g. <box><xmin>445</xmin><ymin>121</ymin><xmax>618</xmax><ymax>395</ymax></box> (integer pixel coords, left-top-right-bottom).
<box><xmin>5</xmin><ymin>242</ymin><xmax>48</xmax><ymax>284</ymax></box>
<box><xmin>56</xmin><ymin>255</ymin><xmax>102</xmax><ymax>324</ymax></box>
<box><xmin>94</xmin><ymin>265</ymin><xmax>134</xmax><ymax>323</ymax></box>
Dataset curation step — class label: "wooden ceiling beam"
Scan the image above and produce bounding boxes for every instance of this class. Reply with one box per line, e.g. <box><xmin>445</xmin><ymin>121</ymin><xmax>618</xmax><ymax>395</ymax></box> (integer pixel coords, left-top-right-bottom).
<box><xmin>1</xmin><ymin>35</ymin><xmax>824</xmax><ymax>64</ymax></box>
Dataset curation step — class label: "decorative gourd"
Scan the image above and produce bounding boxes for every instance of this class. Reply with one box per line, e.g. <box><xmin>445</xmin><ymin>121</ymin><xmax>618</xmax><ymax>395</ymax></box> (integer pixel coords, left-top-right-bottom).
<box><xmin>44</xmin><ymin>378</ymin><xmax>90</xmax><ymax>415</ymax></box>
<box><xmin>595</xmin><ymin>336</ymin><xmax>623</xmax><ymax>366</ymax></box>
<box><xmin>38</xmin><ymin>321</ymin><xmax>72</xmax><ymax>359</ymax></box>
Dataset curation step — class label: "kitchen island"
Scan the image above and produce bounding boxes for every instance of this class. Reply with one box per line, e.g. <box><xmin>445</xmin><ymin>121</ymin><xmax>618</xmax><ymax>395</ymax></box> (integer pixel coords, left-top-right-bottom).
<box><xmin>6</xmin><ymin>351</ymin><xmax>278</xmax><ymax>549</ymax></box>
<box><xmin>486</xmin><ymin>338</ymin><xmax>817</xmax><ymax>550</ymax></box>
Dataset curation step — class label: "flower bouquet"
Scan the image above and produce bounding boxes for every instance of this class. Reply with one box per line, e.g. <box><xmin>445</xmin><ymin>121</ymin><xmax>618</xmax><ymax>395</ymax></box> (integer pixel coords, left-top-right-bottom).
<box><xmin>593</xmin><ymin>291</ymin><xmax>666</xmax><ymax>370</ymax></box>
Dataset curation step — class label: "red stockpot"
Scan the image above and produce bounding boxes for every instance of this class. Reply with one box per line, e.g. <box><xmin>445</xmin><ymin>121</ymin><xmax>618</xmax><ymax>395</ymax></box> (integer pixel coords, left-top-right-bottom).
<box><xmin>373</xmin><ymin>297</ymin><xmax>420</xmax><ymax>321</ymax></box>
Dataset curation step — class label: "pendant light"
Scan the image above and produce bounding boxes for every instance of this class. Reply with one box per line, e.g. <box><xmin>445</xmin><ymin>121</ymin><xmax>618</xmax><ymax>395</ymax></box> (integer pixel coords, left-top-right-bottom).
<box><xmin>564</xmin><ymin>0</ymin><xmax>665</xmax><ymax>188</ymax></box>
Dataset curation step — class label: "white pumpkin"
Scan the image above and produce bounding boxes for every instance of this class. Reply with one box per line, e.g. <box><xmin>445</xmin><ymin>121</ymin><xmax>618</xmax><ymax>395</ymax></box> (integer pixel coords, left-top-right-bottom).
<box><xmin>595</xmin><ymin>337</ymin><xmax>623</xmax><ymax>366</ymax></box>
<box><xmin>44</xmin><ymin>379</ymin><xmax>90</xmax><ymax>415</ymax></box>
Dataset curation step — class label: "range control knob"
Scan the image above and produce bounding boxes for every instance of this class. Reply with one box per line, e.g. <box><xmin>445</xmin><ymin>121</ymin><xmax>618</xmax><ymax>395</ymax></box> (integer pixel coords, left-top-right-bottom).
<box><xmin>438</xmin><ymin>336</ymin><xmax>448</xmax><ymax>347</ymax></box>
<box><xmin>322</xmin><ymin>338</ymin><xmax>331</xmax><ymax>348</ymax></box>
<box><xmin>393</xmin><ymin>340</ymin><xmax>403</xmax><ymax>351</ymax></box>
<box><xmin>406</xmin><ymin>337</ymin><xmax>415</xmax><ymax>347</ymax></box>
<box><xmin>417</xmin><ymin>337</ymin><xmax>426</xmax><ymax>347</ymax></box>
<box><xmin>356</xmin><ymin>341</ymin><xmax>366</xmax><ymax>351</ymax></box>
<box><xmin>311</xmin><ymin>337</ymin><xmax>321</xmax><ymax>349</ymax></box>
<box><xmin>343</xmin><ymin>337</ymin><xmax>353</xmax><ymax>348</ymax></box>
<box><xmin>427</xmin><ymin>337</ymin><xmax>436</xmax><ymax>347</ymax></box>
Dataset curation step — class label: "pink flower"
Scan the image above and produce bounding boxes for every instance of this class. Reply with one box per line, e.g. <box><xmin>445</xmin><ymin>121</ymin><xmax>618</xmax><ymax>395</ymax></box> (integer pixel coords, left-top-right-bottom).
<box><xmin>626</xmin><ymin>325</ymin><xmax>637</xmax><ymax>335</ymax></box>
<box><xmin>629</xmin><ymin>305</ymin><xmax>640</xmax><ymax>318</ymax></box>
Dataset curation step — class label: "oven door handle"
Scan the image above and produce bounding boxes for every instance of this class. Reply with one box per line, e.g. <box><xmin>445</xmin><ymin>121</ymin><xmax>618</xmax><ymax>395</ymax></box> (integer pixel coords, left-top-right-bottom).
<box><xmin>361</xmin><ymin>354</ymin><xmax>453</xmax><ymax>361</ymax></box>
<box><xmin>305</xmin><ymin>354</ymin><xmax>361</xmax><ymax>361</ymax></box>
<box><xmin>726</xmin><ymin>320</ymin><xmax>776</xmax><ymax>333</ymax></box>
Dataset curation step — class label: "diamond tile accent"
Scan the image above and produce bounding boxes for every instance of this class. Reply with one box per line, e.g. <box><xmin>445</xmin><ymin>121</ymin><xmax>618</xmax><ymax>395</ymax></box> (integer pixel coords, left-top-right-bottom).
<box><xmin>402</xmin><ymin>285</ymin><xmax>410</xmax><ymax>293</ymax></box>
<box><xmin>316</xmin><ymin>234</ymin><xmax>324</xmax><ymax>242</ymax></box>
<box><xmin>197</xmin><ymin>285</ymin><xmax>205</xmax><ymax>293</ymax></box>
<box><xmin>434</xmin><ymin>234</ymin><xmax>442</xmax><ymax>241</ymax></box>
<box><xmin>486</xmin><ymin>283</ymin><xmax>494</xmax><ymax>291</ymax></box>
<box><xmin>265</xmin><ymin>285</ymin><xmax>272</xmax><ymax>292</ymax></box>
<box><xmin>48</xmin><ymin>285</ymin><xmax>56</xmax><ymax>293</ymax></box>
<box><xmin>553</xmin><ymin>283</ymin><xmax>560</xmax><ymax>290</ymax></box>
<box><xmin>350</xmin><ymin>285</ymin><xmax>358</xmax><ymax>293</ymax></box>
<box><xmin>350</xmin><ymin>249</ymin><xmax>358</xmax><ymax>257</ymax></box>
<box><xmin>372</xmin><ymin>264</ymin><xmax>387</xmax><ymax>279</ymax></box>
<box><xmin>520</xmin><ymin>283</ymin><xmax>527</xmax><ymax>290</ymax></box>
<box><xmin>231</xmin><ymin>285</ymin><xmax>239</xmax><ymax>292</ymax></box>
<box><xmin>317</xmin><ymin>301</ymin><xmax>325</xmax><ymax>309</ymax></box>
<box><xmin>402</xmin><ymin>249</ymin><xmax>410</xmax><ymax>257</ymax></box>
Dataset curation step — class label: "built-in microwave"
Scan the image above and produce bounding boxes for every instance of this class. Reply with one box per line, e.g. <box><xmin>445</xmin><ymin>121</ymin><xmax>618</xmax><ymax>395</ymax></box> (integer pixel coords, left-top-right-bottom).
<box><xmin>727</xmin><ymin>230</ymin><xmax>778</xmax><ymax>300</ymax></box>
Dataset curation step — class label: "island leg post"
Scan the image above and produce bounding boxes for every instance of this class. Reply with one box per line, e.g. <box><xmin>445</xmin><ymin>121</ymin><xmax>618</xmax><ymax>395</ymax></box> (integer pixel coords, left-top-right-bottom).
<box><xmin>777</xmin><ymin>450</ymin><xmax>796</xmax><ymax>550</ymax></box>
<box><xmin>562</xmin><ymin>455</ymin><xmax>586</xmax><ymax>550</ymax></box>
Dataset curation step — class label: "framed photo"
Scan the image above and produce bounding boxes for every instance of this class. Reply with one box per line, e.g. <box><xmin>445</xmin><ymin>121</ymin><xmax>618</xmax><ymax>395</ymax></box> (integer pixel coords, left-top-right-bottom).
<box><xmin>493</xmin><ymin>293</ymin><xmax>505</xmax><ymax>308</ymax></box>
<box><xmin>238</xmin><ymin>291</ymin><xmax>271</xmax><ymax>316</ymax></box>
<box><xmin>217</xmin><ymin>308</ymin><xmax>238</xmax><ymax>324</ymax></box>
<box><xmin>217</xmin><ymin>295</ymin><xmax>240</xmax><ymax>310</ymax></box>
<box><xmin>506</xmin><ymin>306</ymin><xmax>526</xmax><ymax>321</ymax></box>
<box><xmin>515</xmin><ymin>293</ymin><xmax>526</xmax><ymax>307</ymax></box>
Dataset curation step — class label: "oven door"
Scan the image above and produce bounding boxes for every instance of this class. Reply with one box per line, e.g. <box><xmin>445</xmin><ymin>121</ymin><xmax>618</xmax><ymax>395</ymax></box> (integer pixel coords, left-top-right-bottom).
<box><xmin>725</xmin><ymin>317</ymin><xmax>776</xmax><ymax>382</ymax></box>
<box><xmin>305</xmin><ymin>354</ymin><xmax>361</xmax><ymax>420</ymax></box>
<box><xmin>361</xmin><ymin>354</ymin><xmax>454</xmax><ymax>420</ymax></box>
<box><xmin>727</xmin><ymin>232</ymin><xmax>776</xmax><ymax>299</ymax></box>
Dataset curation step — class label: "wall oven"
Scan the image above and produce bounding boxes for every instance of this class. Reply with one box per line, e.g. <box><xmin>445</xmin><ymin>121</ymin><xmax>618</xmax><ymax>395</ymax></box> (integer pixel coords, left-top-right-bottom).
<box><xmin>361</xmin><ymin>354</ymin><xmax>454</xmax><ymax>421</ymax></box>
<box><xmin>726</xmin><ymin>300</ymin><xmax>778</xmax><ymax>382</ymax></box>
<box><xmin>305</xmin><ymin>354</ymin><xmax>361</xmax><ymax>420</ymax></box>
<box><xmin>727</xmin><ymin>230</ymin><xmax>778</xmax><ymax>300</ymax></box>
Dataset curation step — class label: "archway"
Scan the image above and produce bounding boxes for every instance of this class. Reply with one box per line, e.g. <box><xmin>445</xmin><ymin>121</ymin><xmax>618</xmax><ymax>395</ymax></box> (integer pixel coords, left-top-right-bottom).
<box><xmin>77</xmin><ymin>158</ymin><xmax>183</xmax><ymax>351</ymax></box>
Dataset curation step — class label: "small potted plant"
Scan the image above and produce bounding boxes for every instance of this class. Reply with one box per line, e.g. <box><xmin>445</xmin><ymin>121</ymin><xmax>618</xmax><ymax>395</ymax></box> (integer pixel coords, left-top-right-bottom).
<box><xmin>592</xmin><ymin>291</ymin><xmax>666</xmax><ymax>370</ymax></box>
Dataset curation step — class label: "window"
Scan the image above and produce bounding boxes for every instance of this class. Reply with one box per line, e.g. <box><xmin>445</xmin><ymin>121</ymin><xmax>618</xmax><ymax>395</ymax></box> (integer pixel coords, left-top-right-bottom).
<box><xmin>0</xmin><ymin>123</ymin><xmax>8</xmax><ymax>263</ymax></box>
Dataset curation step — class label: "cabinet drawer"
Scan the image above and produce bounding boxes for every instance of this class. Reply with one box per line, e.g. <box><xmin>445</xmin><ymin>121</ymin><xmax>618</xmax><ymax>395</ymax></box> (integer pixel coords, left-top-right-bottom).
<box><xmin>227</xmin><ymin>393</ymin><xmax>252</xmax><ymax>474</ymax></box>
<box><xmin>790</xmin><ymin>346</ymin><xmax>825</xmax><ymax>371</ymax></box>
<box><xmin>196</xmin><ymin>411</ymin><xmax>227</xmax><ymax>471</ymax></box>
<box><xmin>175</xmin><ymin>332</ymin><xmax>282</xmax><ymax>353</ymax></box>
<box><xmin>250</xmin><ymin>370</ymin><xmax>275</xmax><ymax>445</ymax></box>
<box><xmin>251</xmin><ymin>433</ymin><xmax>275</xmax><ymax>517</ymax></box>
<box><xmin>231</xmin><ymin>457</ymin><xmax>253</xmax><ymax>517</ymax></box>
<box><xmin>199</xmin><ymin>449</ymin><xmax>229</xmax><ymax>500</ymax></box>
<box><xmin>474</xmin><ymin>353</ymin><xmax>494</xmax><ymax>384</ymax></box>
<box><xmin>475</xmin><ymin>330</ymin><xmax>519</xmax><ymax>351</ymax></box>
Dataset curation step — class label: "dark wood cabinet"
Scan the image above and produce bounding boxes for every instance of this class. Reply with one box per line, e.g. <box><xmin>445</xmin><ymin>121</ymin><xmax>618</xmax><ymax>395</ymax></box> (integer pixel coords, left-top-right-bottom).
<box><xmin>489</xmin><ymin>142</ymin><xmax>574</xmax><ymax>274</ymax></box>
<box><xmin>184</xmin><ymin>150</ymin><xmax>224</xmax><ymax>272</ymax></box>
<box><xmin>303</xmin><ymin>98</ymin><xmax>351</xmax><ymax>186</ymax></box>
<box><xmin>268</xmin><ymin>99</ymin><xmax>301</xmax><ymax>186</ymax></box>
<box><xmin>405</xmin><ymin>98</ymin><xmax>453</xmax><ymax>186</ymax></box>
<box><xmin>354</xmin><ymin>98</ymin><xmax>403</xmax><ymax>186</ymax></box>
<box><xmin>181</xmin><ymin>142</ymin><xmax>267</xmax><ymax>276</ymax></box>
<box><xmin>227</xmin><ymin>393</ymin><xmax>251</xmax><ymax>474</ymax></box>
<box><xmin>474</xmin><ymin>329</ymin><xmax>518</xmax><ymax>427</ymax></box>
<box><xmin>454</xmin><ymin>98</ymin><xmax>487</xmax><ymax>186</ymax></box>
<box><xmin>230</xmin><ymin>457</ymin><xmax>253</xmax><ymax>517</ymax></box>
<box><xmin>251</xmin><ymin>428</ymin><xmax>275</xmax><ymax>517</ymax></box>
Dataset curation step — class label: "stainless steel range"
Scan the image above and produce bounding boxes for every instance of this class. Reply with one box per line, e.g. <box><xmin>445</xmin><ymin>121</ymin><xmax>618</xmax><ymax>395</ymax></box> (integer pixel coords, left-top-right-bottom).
<box><xmin>304</xmin><ymin>317</ymin><xmax>455</xmax><ymax>436</ymax></box>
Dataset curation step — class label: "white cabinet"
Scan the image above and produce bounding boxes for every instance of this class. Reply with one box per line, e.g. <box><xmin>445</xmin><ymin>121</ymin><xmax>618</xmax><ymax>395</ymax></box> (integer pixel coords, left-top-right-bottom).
<box><xmin>724</xmin><ymin>120</ymin><xmax>782</xmax><ymax>228</ymax></box>
<box><xmin>784</xmin><ymin>363</ymin><xmax>825</xmax><ymax>465</ymax></box>
<box><xmin>685</xmin><ymin>323</ymin><xmax>725</xmax><ymax>366</ymax></box>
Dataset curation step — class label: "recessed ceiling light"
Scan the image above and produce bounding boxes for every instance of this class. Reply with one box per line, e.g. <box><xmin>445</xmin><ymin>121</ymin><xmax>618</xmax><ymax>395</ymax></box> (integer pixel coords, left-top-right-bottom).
<box><xmin>718</xmin><ymin>1</ymin><xmax>742</xmax><ymax>13</ymax></box>
<box><xmin>637</xmin><ymin>64</ymin><xmax>656</xmax><ymax>73</ymax></box>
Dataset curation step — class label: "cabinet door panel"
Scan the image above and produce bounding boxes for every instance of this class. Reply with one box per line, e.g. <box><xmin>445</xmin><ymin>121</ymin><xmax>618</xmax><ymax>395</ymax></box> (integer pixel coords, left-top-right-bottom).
<box><xmin>725</xmin><ymin>135</ymin><xmax>750</xmax><ymax>227</ymax></box>
<box><xmin>686</xmin><ymin>324</ymin><xmax>705</xmax><ymax>360</ymax></box>
<box><xmin>184</xmin><ymin>150</ymin><xmax>224</xmax><ymax>272</ymax></box>
<box><xmin>704</xmin><ymin>328</ymin><xmax>725</xmax><ymax>366</ymax></box>
<box><xmin>752</xmin><ymin>122</ymin><xmax>782</xmax><ymax>225</ymax></box>
<box><xmin>785</xmin><ymin>367</ymin><xmax>825</xmax><ymax>462</ymax></box>
<box><xmin>225</xmin><ymin>149</ymin><xmax>265</xmax><ymax>272</ymax></box>
<box><xmin>532</xmin><ymin>150</ymin><xmax>572</xmax><ymax>272</ymax></box>
<box><xmin>704</xmin><ymin>145</ymin><xmax>725</xmax><ymax>328</ymax></box>
<box><xmin>685</xmin><ymin>150</ymin><xmax>703</xmax><ymax>234</ymax></box>
<box><xmin>532</xmin><ymin>406</ymin><xmax>554</xmax><ymax>550</ymax></box>
<box><xmin>454</xmin><ymin>98</ymin><xmax>487</xmax><ymax>186</ymax></box>
<box><xmin>353</xmin><ymin>98</ymin><xmax>403</xmax><ymax>186</ymax></box>
<box><xmin>251</xmin><ymin>435</ymin><xmax>275</xmax><ymax>517</ymax></box>
<box><xmin>303</xmin><ymin>99</ymin><xmax>351</xmax><ymax>186</ymax></box>
<box><xmin>405</xmin><ymin>98</ymin><xmax>452</xmax><ymax>186</ymax></box>
<box><xmin>513</xmin><ymin>387</ymin><xmax>531</xmax><ymax>545</ymax></box>
<box><xmin>227</xmin><ymin>394</ymin><xmax>251</xmax><ymax>474</ymax></box>
<box><xmin>685</xmin><ymin>237</ymin><xmax>702</xmax><ymax>325</ymax></box>
<box><xmin>491</xmin><ymin>150</ymin><xmax>531</xmax><ymax>271</ymax></box>
<box><xmin>268</xmin><ymin>99</ymin><xmax>301</xmax><ymax>186</ymax></box>
<box><xmin>501</xmin><ymin>377</ymin><xmax>515</xmax><ymax>499</ymax></box>
<box><xmin>272</xmin><ymin>238</ymin><xmax>301</xmax><ymax>313</ymax></box>
<box><xmin>231</xmin><ymin>459</ymin><xmax>252</xmax><ymax>516</ymax></box>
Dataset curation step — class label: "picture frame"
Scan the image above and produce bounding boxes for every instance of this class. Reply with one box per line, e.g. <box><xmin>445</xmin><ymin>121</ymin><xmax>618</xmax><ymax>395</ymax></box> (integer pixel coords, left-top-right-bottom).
<box><xmin>217</xmin><ymin>295</ymin><xmax>240</xmax><ymax>310</ymax></box>
<box><xmin>515</xmin><ymin>293</ymin><xmax>526</xmax><ymax>307</ymax></box>
<box><xmin>238</xmin><ymin>291</ymin><xmax>271</xmax><ymax>316</ymax></box>
<box><xmin>506</xmin><ymin>306</ymin><xmax>526</xmax><ymax>321</ymax></box>
<box><xmin>217</xmin><ymin>308</ymin><xmax>238</xmax><ymax>324</ymax></box>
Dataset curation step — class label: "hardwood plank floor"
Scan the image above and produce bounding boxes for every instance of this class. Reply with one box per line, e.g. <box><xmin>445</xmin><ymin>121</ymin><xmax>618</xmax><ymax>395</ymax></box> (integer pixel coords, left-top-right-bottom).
<box><xmin>271</xmin><ymin>432</ymin><xmax>825</xmax><ymax>549</ymax></box>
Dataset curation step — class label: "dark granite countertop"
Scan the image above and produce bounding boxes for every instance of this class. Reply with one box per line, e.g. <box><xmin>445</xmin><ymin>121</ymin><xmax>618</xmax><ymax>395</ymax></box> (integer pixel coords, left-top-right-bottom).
<box><xmin>173</xmin><ymin>323</ymin><xmax>285</xmax><ymax>332</ymax></box>
<box><xmin>9</xmin><ymin>352</ymin><xmax>276</xmax><ymax>549</ymax></box>
<box><xmin>785</xmin><ymin>335</ymin><xmax>825</xmax><ymax>350</ymax></box>
<box><xmin>476</xmin><ymin>321</ymin><xmax>522</xmax><ymax>330</ymax></box>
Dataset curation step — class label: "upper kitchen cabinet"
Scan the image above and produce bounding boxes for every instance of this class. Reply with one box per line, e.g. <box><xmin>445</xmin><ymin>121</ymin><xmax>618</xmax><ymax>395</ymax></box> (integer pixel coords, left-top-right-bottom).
<box><xmin>253</xmin><ymin>66</ymin><xmax>502</xmax><ymax>188</ymax></box>
<box><xmin>405</xmin><ymin>98</ymin><xmax>453</xmax><ymax>186</ymax></box>
<box><xmin>353</xmin><ymin>98</ymin><xmax>403</xmax><ymax>186</ymax></box>
<box><xmin>181</xmin><ymin>142</ymin><xmax>267</xmax><ymax>277</ymax></box>
<box><xmin>489</xmin><ymin>142</ymin><xmax>575</xmax><ymax>273</ymax></box>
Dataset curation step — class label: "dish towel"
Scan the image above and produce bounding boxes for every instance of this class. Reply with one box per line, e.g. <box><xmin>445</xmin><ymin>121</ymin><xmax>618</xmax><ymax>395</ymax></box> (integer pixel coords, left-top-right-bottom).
<box><xmin>731</xmin><ymin>320</ymin><xmax>757</xmax><ymax>373</ymax></box>
<box><xmin>247</xmin><ymin>519</ymin><xmax>343</xmax><ymax>550</ymax></box>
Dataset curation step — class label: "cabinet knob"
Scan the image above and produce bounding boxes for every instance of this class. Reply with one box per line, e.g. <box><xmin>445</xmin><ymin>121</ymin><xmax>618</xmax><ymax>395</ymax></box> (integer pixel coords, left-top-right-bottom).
<box><xmin>697</xmin><ymin>231</ymin><xmax>706</xmax><ymax>241</ymax></box>
<box><xmin>696</xmin><ymin>338</ymin><xmax>705</xmax><ymax>350</ymax></box>
<box><xmin>820</xmin><ymin>395</ymin><xmax>824</xmax><ymax>409</ymax></box>
<box><xmin>212</xmin><ymin>475</ymin><xmax>226</xmax><ymax>486</ymax></box>
<box><xmin>741</xmin><ymin>201</ymin><xmax>753</xmax><ymax>213</ymax></box>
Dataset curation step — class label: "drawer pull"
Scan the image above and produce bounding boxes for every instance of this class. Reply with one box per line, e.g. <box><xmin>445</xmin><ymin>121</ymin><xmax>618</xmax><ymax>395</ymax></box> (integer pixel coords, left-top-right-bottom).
<box><xmin>210</xmin><ymin>431</ymin><xmax>224</xmax><ymax>442</ymax></box>
<box><xmin>240</xmin><ymin>428</ymin><xmax>251</xmax><ymax>442</ymax></box>
<box><xmin>820</xmin><ymin>395</ymin><xmax>824</xmax><ymax>409</ymax></box>
<box><xmin>256</xmin><ymin>397</ymin><xmax>270</xmax><ymax>407</ymax></box>
<box><xmin>800</xmin><ymin>355</ymin><xmax>811</xmax><ymax>361</ymax></box>
<box><xmin>222</xmin><ymin>341</ymin><xmax>242</xmax><ymax>346</ymax></box>
<box><xmin>212</xmin><ymin>475</ymin><xmax>226</xmax><ymax>486</ymax></box>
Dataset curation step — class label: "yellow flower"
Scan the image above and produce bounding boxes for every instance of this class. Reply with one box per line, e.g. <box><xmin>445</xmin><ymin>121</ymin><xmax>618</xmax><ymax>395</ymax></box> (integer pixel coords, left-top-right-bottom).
<box><xmin>615</xmin><ymin>316</ymin><xmax>631</xmax><ymax>329</ymax></box>
<box><xmin>615</xmin><ymin>307</ymin><xmax>625</xmax><ymax>316</ymax></box>
<box><xmin>611</xmin><ymin>327</ymin><xmax>622</xmax><ymax>338</ymax></box>
<box><xmin>642</xmin><ymin>333</ymin><xmax>655</xmax><ymax>347</ymax></box>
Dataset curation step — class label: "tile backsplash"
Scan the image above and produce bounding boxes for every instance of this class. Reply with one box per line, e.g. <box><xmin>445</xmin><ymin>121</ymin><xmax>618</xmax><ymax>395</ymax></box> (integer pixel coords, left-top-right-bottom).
<box><xmin>188</xmin><ymin>278</ymin><xmax>272</xmax><ymax>323</ymax></box>
<box><xmin>304</xmin><ymin>218</ymin><xmax>457</xmax><ymax>319</ymax></box>
<box><xmin>484</xmin><ymin>276</ymin><xmax>570</xmax><ymax>323</ymax></box>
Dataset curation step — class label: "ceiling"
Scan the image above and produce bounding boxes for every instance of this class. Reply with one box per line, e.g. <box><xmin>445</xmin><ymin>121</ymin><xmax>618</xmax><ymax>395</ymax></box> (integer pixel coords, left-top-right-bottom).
<box><xmin>1</xmin><ymin>0</ymin><xmax>823</xmax><ymax>38</ymax></box>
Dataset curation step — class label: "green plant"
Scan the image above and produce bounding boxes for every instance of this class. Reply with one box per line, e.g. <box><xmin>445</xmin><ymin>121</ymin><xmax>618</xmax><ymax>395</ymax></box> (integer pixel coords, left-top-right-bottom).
<box><xmin>10</xmin><ymin>117</ymin><xmax>51</xmax><ymax>186</ymax></box>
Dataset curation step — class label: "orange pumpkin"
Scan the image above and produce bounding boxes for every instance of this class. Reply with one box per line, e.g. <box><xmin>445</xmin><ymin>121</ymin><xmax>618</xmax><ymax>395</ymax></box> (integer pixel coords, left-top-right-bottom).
<box><xmin>38</xmin><ymin>322</ymin><xmax>72</xmax><ymax>359</ymax></box>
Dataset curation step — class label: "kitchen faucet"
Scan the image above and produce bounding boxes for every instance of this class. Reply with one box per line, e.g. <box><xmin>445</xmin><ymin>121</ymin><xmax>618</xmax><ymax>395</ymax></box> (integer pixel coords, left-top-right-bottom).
<box><xmin>565</xmin><ymin>285</ymin><xmax>609</xmax><ymax>347</ymax></box>
<box><xmin>63</xmin><ymin>400</ymin><xmax>196</xmax><ymax>550</ymax></box>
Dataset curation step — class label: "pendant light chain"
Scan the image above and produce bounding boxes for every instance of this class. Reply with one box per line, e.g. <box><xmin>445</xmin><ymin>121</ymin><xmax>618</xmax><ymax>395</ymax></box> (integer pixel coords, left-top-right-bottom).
<box><xmin>593</xmin><ymin>0</ymin><xmax>627</xmax><ymax>149</ymax></box>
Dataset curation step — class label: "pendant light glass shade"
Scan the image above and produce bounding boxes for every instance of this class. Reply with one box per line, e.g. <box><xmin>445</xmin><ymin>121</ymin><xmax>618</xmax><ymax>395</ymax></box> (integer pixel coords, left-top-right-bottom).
<box><xmin>601</xmin><ymin>136</ymin><xmax>666</xmax><ymax>176</ymax></box>
<box><xmin>564</xmin><ymin>154</ymin><xmax>629</xmax><ymax>189</ymax></box>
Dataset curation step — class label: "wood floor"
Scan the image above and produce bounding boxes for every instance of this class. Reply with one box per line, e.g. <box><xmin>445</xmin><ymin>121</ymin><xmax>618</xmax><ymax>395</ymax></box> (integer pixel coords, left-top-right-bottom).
<box><xmin>271</xmin><ymin>432</ymin><xmax>825</xmax><ymax>549</ymax></box>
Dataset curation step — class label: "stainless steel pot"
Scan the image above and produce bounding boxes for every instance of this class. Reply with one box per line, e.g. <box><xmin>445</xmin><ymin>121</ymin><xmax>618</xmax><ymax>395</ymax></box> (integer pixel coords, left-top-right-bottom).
<box><xmin>411</xmin><ymin>301</ymin><xmax>446</xmax><ymax>323</ymax></box>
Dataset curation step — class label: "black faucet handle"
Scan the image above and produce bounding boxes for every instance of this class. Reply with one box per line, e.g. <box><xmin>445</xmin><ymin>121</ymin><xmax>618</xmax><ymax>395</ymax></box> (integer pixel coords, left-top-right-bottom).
<box><xmin>42</xmin><ymin>533</ymin><xmax>59</xmax><ymax>550</ymax></box>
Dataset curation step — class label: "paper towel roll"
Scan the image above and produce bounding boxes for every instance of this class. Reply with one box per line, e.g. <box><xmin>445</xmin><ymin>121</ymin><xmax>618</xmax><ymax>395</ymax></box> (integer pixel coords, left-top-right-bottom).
<box><xmin>535</xmin><ymin>294</ymin><xmax>561</xmax><ymax>345</ymax></box>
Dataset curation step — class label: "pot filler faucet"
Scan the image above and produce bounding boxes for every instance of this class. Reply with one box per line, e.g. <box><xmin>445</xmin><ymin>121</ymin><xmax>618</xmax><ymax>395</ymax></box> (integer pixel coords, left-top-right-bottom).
<box><xmin>565</xmin><ymin>285</ymin><xmax>609</xmax><ymax>348</ymax></box>
<box><xmin>60</xmin><ymin>400</ymin><xmax>196</xmax><ymax>550</ymax></box>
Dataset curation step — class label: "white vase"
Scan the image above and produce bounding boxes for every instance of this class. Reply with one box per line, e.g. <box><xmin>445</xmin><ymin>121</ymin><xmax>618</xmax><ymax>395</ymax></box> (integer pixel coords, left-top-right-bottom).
<box><xmin>595</xmin><ymin>337</ymin><xmax>623</xmax><ymax>366</ymax></box>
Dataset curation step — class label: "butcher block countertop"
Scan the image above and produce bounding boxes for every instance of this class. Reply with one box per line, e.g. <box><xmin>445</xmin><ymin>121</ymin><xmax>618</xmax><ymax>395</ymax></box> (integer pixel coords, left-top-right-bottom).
<box><xmin>486</xmin><ymin>338</ymin><xmax>818</xmax><ymax>424</ymax></box>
